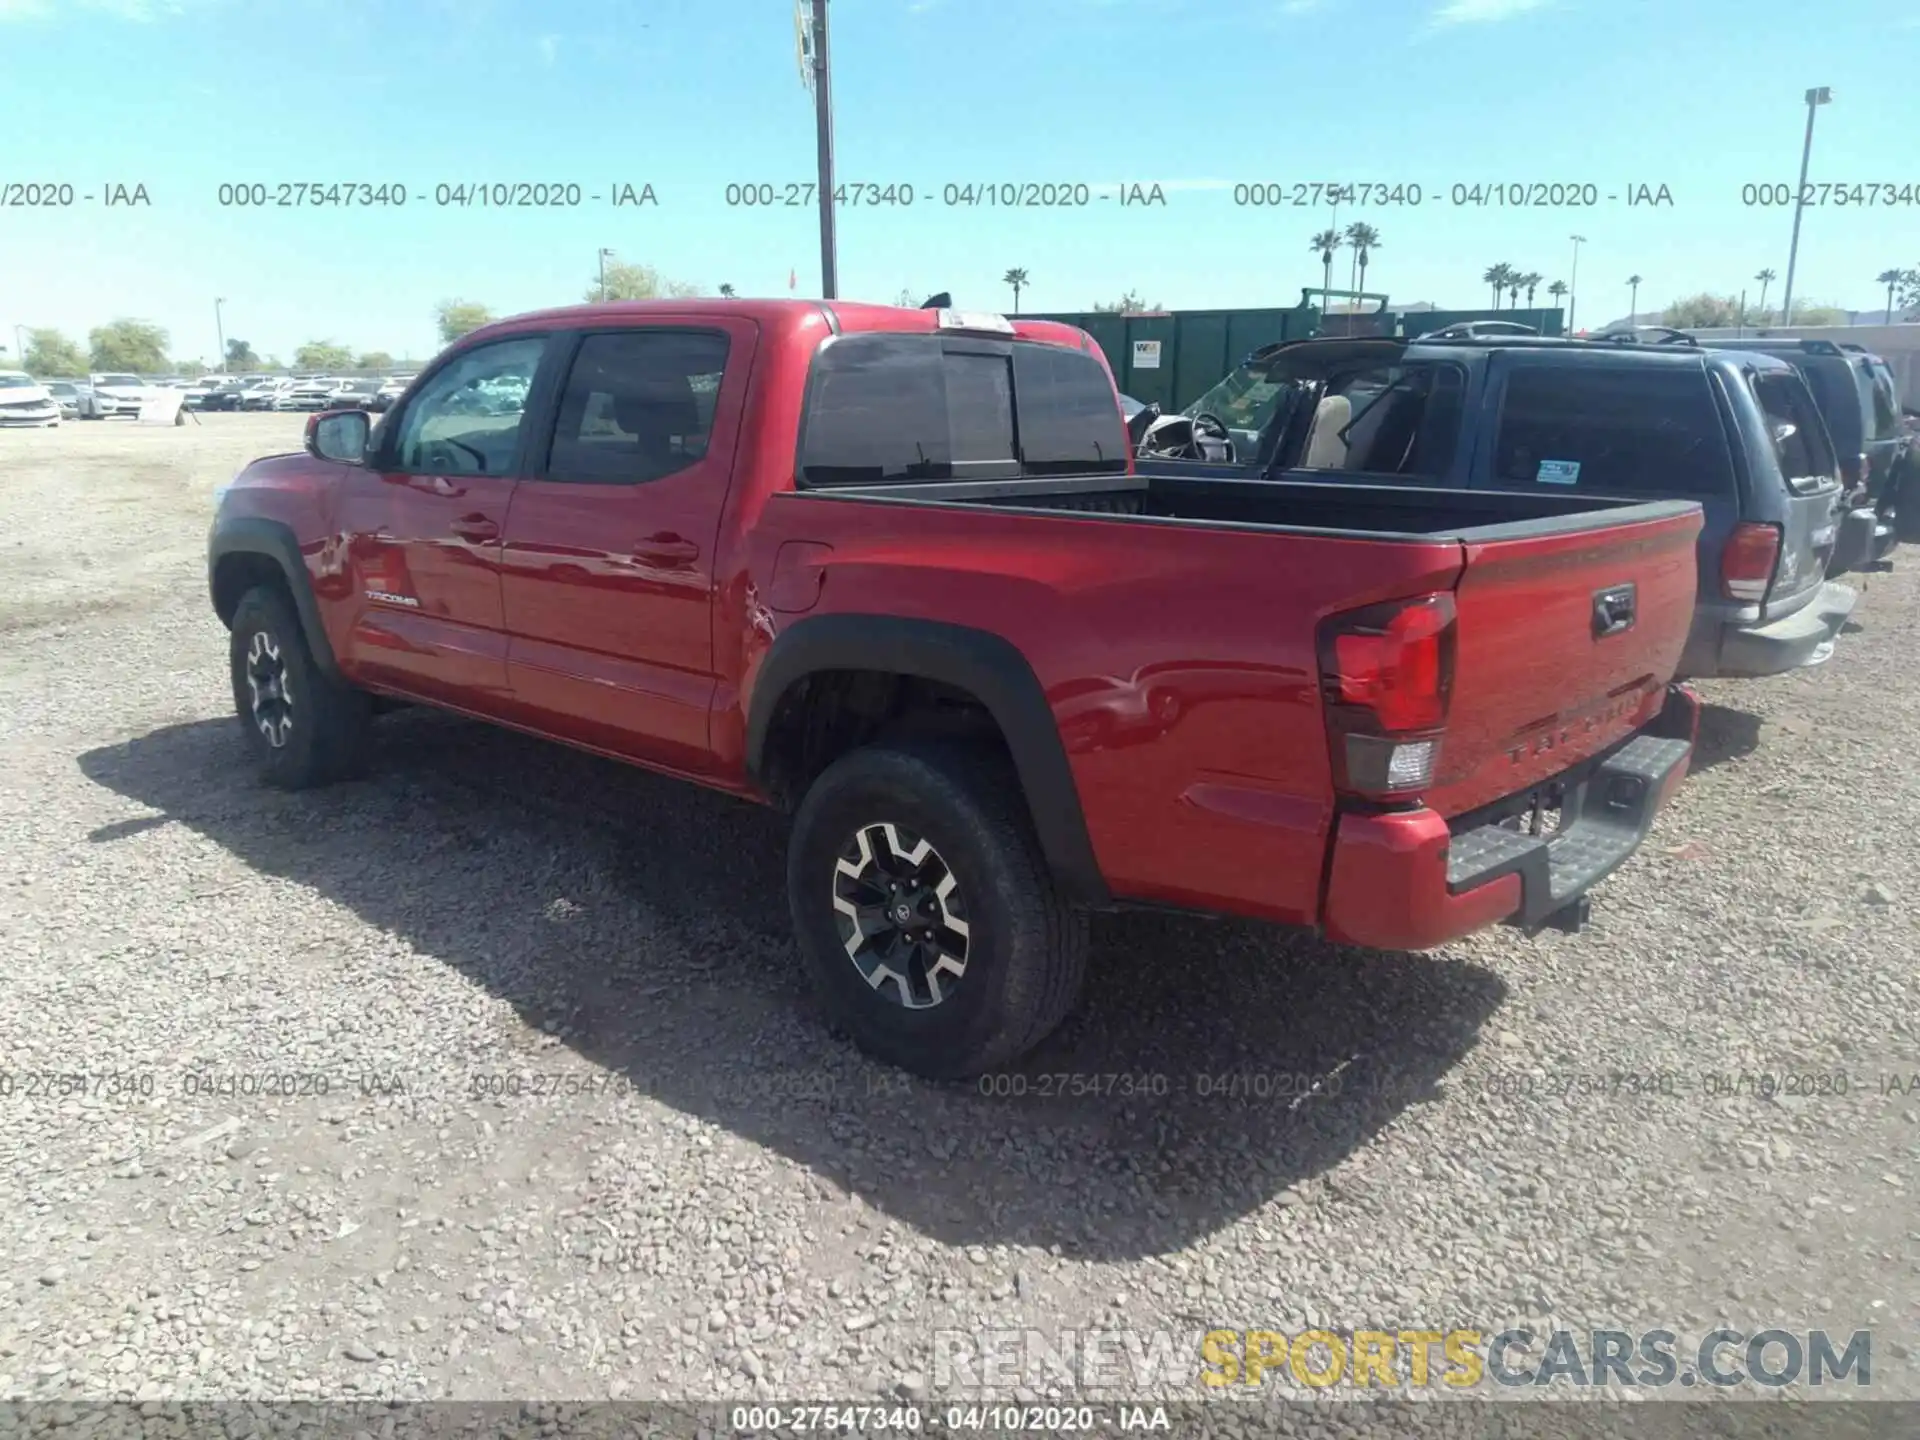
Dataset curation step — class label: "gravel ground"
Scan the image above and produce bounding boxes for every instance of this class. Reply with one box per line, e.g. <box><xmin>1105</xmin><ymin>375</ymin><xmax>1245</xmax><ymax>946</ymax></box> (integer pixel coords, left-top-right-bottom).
<box><xmin>1</xmin><ymin>415</ymin><xmax>1915</xmax><ymax>1425</ymax></box>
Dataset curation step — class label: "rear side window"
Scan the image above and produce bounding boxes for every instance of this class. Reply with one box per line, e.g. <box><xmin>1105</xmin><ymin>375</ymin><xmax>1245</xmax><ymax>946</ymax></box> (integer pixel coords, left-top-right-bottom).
<box><xmin>1752</xmin><ymin>370</ymin><xmax>1838</xmax><ymax>483</ymax></box>
<box><xmin>545</xmin><ymin>329</ymin><xmax>731</xmax><ymax>484</ymax></box>
<box><xmin>1492</xmin><ymin>364</ymin><xmax>1734</xmax><ymax>496</ymax></box>
<box><xmin>1864</xmin><ymin>360</ymin><xmax>1900</xmax><ymax>442</ymax></box>
<box><xmin>799</xmin><ymin>333</ymin><xmax>1126</xmax><ymax>486</ymax></box>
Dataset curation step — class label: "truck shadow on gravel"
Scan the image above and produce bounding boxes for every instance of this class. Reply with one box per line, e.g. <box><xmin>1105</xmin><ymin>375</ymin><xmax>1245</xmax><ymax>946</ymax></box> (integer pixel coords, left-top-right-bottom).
<box><xmin>80</xmin><ymin>711</ymin><xmax>1506</xmax><ymax>1260</ymax></box>
<box><xmin>1690</xmin><ymin>703</ymin><xmax>1764</xmax><ymax>775</ymax></box>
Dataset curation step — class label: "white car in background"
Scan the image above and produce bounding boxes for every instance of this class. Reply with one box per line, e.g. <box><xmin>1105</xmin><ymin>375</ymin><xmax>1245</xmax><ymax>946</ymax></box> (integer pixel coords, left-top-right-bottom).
<box><xmin>79</xmin><ymin>373</ymin><xmax>151</xmax><ymax>419</ymax></box>
<box><xmin>0</xmin><ymin>371</ymin><xmax>61</xmax><ymax>427</ymax></box>
<box><xmin>239</xmin><ymin>379</ymin><xmax>295</xmax><ymax>411</ymax></box>
<box><xmin>45</xmin><ymin>380</ymin><xmax>84</xmax><ymax>420</ymax></box>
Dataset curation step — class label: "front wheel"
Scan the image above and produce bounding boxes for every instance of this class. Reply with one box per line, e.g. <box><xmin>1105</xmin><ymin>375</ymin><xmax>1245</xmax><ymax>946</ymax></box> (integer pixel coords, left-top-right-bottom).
<box><xmin>787</xmin><ymin>741</ymin><xmax>1088</xmax><ymax>1080</ymax></box>
<box><xmin>228</xmin><ymin>585</ymin><xmax>370</xmax><ymax>789</ymax></box>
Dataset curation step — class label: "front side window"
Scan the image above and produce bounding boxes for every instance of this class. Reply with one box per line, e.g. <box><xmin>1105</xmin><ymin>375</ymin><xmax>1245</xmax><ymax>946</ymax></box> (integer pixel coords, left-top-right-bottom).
<box><xmin>392</xmin><ymin>336</ymin><xmax>546</xmax><ymax>476</ymax></box>
<box><xmin>546</xmin><ymin>329</ymin><xmax>731</xmax><ymax>483</ymax></box>
<box><xmin>1294</xmin><ymin>363</ymin><xmax>1465</xmax><ymax>477</ymax></box>
<box><xmin>1492</xmin><ymin>364</ymin><xmax>1734</xmax><ymax>495</ymax></box>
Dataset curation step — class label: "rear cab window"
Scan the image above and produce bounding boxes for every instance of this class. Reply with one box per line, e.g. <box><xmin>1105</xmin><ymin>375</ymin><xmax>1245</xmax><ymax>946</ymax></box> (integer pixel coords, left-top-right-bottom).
<box><xmin>798</xmin><ymin>332</ymin><xmax>1128</xmax><ymax>486</ymax></box>
<box><xmin>1488</xmin><ymin>362</ymin><xmax>1735</xmax><ymax>497</ymax></box>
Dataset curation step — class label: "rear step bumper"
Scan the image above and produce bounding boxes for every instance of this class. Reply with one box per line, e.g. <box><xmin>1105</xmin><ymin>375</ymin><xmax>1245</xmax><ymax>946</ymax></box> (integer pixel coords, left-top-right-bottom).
<box><xmin>1321</xmin><ymin>684</ymin><xmax>1698</xmax><ymax>952</ymax></box>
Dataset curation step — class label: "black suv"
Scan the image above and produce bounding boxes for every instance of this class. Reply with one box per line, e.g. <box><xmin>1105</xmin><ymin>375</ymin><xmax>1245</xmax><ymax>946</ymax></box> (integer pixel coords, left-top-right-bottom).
<box><xmin>1683</xmin><ymin>337</ymin><xmax>1904</xmax><ymax>570</ymax></box>
<box><xmin>1143</xmin><ymin>334</ymin><xmax>1856</xmax><ymax>680</ymax></box>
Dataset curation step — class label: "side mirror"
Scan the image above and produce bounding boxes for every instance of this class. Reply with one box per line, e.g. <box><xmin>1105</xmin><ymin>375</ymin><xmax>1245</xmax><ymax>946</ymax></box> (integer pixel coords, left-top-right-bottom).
<box><xmin>307</xmin><ymin>408</ymin><xmax>369</xmax><ymax>463</ymax></box>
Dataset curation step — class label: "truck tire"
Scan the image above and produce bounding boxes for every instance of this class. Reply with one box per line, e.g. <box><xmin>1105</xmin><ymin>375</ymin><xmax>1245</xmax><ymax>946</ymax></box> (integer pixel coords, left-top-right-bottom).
<box><xmin>787</xmin><ymin>740</ymin><xmax>1089</xmax><ymax>1080</ymax></box>
<box><xmin>228</xmin><ymin>584</ymin><xmax>370</xmax><ymax>789</ymax></box>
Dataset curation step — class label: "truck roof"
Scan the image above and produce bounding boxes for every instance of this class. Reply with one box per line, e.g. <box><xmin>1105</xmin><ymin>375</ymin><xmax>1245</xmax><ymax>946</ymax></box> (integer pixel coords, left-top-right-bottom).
<box><xmin>466</xmin><ymin>298</ymin><xmax>1097</xmax><ymax>353</ymax></box>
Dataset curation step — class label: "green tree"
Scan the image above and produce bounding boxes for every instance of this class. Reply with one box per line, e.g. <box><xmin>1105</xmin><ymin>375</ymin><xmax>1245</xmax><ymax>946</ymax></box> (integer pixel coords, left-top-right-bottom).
<box><xmin>179</xmin><ymin>360</ymin><xmax>208</xmax><ymax>378</ymax></box>
<box><xmin>1344</xmin><ymin>222</ymin><xmax>1381</xmax><ymax>298</ymax></box>
<box><xmin>1092</xmin><ymin>290</ymin><xmax>1158</xmax><ymax>313</ymax></box>
<box><xmin>1002</xmin><ymin>267</ymin><xmax>1030</xmax><ymax>314</ymax></box>
<box><xmin>1752</xmin><ymin>268</ymin><xmax>1776</xmax><ymax>324</ymax></box>
<box><xmin>1661</xmin><ymin>293</ymin><xmax>1745</xmax><ymax>328</ymax></box>
<box><xmin>584</xmin><ymin>260</ymin><xmax>699</xmax><ymax>303</ymax></box>
<box><xmin>718</xmin><ymin>283</ymin><xmax>737</xmax><ymax>299</ymax></box>
<box><xmin>295</xmin><ymin>340</ymin><xmax>355</xmax><ymax>371</ymax></box>
<box><xmin>226</xmin><ymin>338</ymin><xmax>261</xmax><ymax>370</ymax></box>
<box><xmin>1897</xmin><ymin>269</ymin><xmax>1920</xmax><ymax>315</ymax></box>
<box><xmin>357</xmin><ymin>350</ymin><xmax>394</xmax><ymax>371</ymax></box>
<box><xmin>1482</xmin><ymin>263</ymin><xmax>1514</xmax><ymax>309</ymax></box>
<box><xmin>1311</xmin><ymin>228</ymin><xmax>1342</xmax><ymax>304</ymax></box>
<box><xmin>88</xmin><ymin>319</ymin><xmax>170</xmax><ymax>372</ymax></box>
<box><xmin>23</xmin><ymin>328</ymin><xmax>87</xmax><ymax>376</ymax></box>
<box><xmin>435</xmin><ymin>300</ymin><xmax>495</xmax><ymax>345</ymax></box>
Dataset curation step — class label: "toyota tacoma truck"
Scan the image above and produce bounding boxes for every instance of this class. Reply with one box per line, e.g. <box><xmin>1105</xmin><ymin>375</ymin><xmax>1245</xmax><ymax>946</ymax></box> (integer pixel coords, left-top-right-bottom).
<box><xmin>208</xmin><ymin>299</ymin><xmax>1704</xmax><ymax>1079</ymax></box>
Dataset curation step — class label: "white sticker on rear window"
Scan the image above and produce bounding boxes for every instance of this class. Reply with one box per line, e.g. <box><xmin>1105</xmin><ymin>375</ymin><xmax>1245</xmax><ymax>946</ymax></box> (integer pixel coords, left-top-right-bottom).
<box><xmin>1537</xmin><ymin>459</ymin><xmax>1581</xmax><ymax>484</ymax></box>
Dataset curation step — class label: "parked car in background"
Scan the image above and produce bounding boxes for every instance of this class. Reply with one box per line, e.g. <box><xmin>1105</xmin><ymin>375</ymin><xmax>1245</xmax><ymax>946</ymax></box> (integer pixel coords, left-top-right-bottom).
<box><xmin>274</xmin><ymin>379</ymin><xmax>340</xmax><ymax>411</ymax></box>
<box><xmin>1688</xmin><ymin>337</ymin><xmax>1904</xmax><ymax>571</ymax></box>
<box><xmin>182</xmin><ymin>379</ymin><xmax>222</xmax><ymax>409</ymax></box>
<box><xmin>198</xmin><ymin>379</ymin><xmax>249</xmax><ymax>411</ymax></box>
<box><xmin>209</xmin><ymin>298</ymin><xmax>1705</xmax><ymax>1077</ymax></box>
<box><xmin>0</xmin><ymin>371</ymin><xmax>62</xmax><ymax>427</ymax></box>
<box><xmin>1419</xmin><ymin>320</ymin><xmax>1540</xmax><ymax>340</ymax></box>
<box><xmin>78</xmin><ymin>373</ymin><xmax>151</xmax><ymax>419</ymax></box>
<box><xmin>1140</xmin><ymin>333</ymin><xmax>1855</xmax><ymax>681</ymax></box>
<box><xmin>238</xmin><ymin>381</ymin><xmax>291</xmax><ymax>411</ymax></box>
<box><xmin>327</xmin><ymin>378</ymin><xmax>383</xmax><ymax>410</ymax></box>
<box><xmin>44</xmin><ymin>380</ymin><xmax>84</xmax><ymax>420</ymax></box>
<box><xmin>367</xmin><ymin>375</ymin><xmax>415</xmax><ymax>413</ymax></box>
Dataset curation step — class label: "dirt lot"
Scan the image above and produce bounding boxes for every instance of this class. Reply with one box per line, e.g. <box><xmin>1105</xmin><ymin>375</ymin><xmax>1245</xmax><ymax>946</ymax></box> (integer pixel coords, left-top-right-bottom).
<box><xmin>1</xmin><ymin>414</ymin><xmax>1917</xmax><ymax>1420</ymax></box>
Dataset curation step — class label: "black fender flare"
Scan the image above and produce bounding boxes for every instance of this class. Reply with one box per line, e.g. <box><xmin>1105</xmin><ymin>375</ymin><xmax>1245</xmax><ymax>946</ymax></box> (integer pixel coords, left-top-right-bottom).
<box><xmin>745</xmin><ymin>614</ymin><xmax>1110</xmax><ymax>907</ymax></box>
<box><xmin>207</xmin><ymin>516</ymin><xmax>343</xmax><ymax>680</ymax></box>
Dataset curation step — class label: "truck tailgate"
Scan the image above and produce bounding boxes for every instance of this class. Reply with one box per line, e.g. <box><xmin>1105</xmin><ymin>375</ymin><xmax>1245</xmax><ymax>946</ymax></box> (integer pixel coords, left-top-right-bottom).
<box><xmin>1428</xmin><ymin>505</ymin><xmax>1703</xmax><ymax>818</ymax></box>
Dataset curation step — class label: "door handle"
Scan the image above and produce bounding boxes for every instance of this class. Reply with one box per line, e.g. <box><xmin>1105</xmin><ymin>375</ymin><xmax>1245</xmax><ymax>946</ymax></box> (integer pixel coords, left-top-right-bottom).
<box><xmin>1592</xmin><ymin>582</ymin><xmax>1637</xmax><ymax>638</ymax></box>
<box><xmin>630</xmin><ymin>533</ymin><xmax>699</xmax><ymax>566</ymax></box>
<box><xmin>450</xmin><ymin>514</ymin><xmax>498</xmax><ymax>542</ymax></box>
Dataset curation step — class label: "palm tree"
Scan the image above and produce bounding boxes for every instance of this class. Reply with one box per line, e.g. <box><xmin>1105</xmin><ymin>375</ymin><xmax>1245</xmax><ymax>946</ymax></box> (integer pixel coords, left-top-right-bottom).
<box><xmin>1520</xmin><ymin>271</ymin><xmax>1543</xmax><ymax>310</ymax></box>
<box><xmin>1002</xmin><ymin>267</ymin><xmax>1029</xmax><ymax>314</ymax></box>
<box><xmin>717</xmin><ymin>283</ymin><xmax>736</xmax><ymax>299</ymax></box>
<box><xmin>1548</xmin><ymin>279</ymin><xmax>1568</xmax><ymax>318</ymax></box>
<box><xmin>1627</xmin><ymin>274</ymin><xmax>1643</xmax><ymax>321</ymax></box>
<box><xmin>1482</xmin><ymin>263</ymin><xmax>1513</xmax><ymax>310</ymax></box>
<box><xmin>1311</xmin><ymin>230</ymin><xmax>1342</xmax><ymax>308</ymax></box>
<box><xmin>1344</xmin><ymin>222</ymin><xmax>1381</xmax><ymax>299</ymax></box>
<box><xmin>1877</xmin><ymin>269</ymin><xmax>1904</xmax><ymax>325</ymax></box>
<box><xmin>1753</xmin><ymin>268</ymin><xmax>1776</xmax><ymax>324</ymax></box>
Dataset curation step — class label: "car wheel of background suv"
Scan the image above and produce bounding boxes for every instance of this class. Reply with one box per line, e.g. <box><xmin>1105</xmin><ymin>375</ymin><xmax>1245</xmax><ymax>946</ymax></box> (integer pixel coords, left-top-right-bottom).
<box><xmin>786</xmin><ymin>739</ymin><xmax>1088</xmax><ymax>1080</ymax></box>
<box><xmin>228</xmin><ymin>585</ymin><xmax>371</xmax><ymax>789</ymax></box>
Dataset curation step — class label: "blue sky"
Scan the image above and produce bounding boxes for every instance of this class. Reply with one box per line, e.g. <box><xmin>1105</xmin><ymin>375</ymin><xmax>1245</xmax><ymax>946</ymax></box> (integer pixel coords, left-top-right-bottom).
<box><xmin>1</xmin><ymin>0</ymin><xmax>1916</xmax><ymax>365</ymax></box>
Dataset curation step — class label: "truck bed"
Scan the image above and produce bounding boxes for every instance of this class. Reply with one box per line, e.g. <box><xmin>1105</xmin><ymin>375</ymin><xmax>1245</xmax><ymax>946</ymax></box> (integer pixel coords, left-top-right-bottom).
<box><xmin>805</xmin><ymin>470</ymin><xmax>1697</xmax><ymax>541</ymax></box>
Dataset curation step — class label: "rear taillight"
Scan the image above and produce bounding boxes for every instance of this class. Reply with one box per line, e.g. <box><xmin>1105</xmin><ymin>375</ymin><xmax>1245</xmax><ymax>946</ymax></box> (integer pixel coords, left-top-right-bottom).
<box><xmin>1720</xmin><ymin>522</ymin><xmax>1781</xmax><ymax>603</ymax></box>
<box><xmin>1317</xmin><ymin>593</ymin><xmax>1456</xmax><ymax>797</ymax></box>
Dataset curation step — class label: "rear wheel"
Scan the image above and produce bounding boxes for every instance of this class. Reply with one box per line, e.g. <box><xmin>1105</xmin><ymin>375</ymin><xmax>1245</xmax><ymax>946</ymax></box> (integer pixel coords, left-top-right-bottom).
<box><xmin>787</xmin><ymin>741</ymin><xmax>1088</xmax><ymax>1080</ymax></box>
<box><xmin>228</xmin><ymin>585</ymin><xmax>370</xmax><ymax>789</ymax></box>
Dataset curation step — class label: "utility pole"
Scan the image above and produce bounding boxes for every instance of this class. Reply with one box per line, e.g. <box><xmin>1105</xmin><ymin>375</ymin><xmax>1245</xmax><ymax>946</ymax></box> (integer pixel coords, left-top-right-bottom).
<box><xmin>11</xmin><ymin>325</ymin><xmax>26</xmax><ymax>365</ymax></box>
<box><xmin>1568</xmin><ymin>235</ymin><xmax>1586</xmax><ymax>333</ymax></box>
<box><xmin>599</xmin><ymin>248</ymin><xmax>615</xmax><ymax>302</ymax></box>
<box><xmin>803</xmin><ymin>0</ymin><xmax>839</xmax><ymax>298</ymax></box>
<box><xmin>1779</xmin><ymin>86</ymin><xmax>1831</xmax><ymax>332</ymax></box>
<box><xmin>214</xmin><ymin>298</ymin><xmax>227</xmax><ymax>373</ymax></box>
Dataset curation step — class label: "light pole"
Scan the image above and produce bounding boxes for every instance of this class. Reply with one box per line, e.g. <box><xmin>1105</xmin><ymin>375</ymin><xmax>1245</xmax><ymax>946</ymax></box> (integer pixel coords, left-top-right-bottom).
<box><xmin>214</xmin><ymin>298</ymin><xmax>227</xmax><ymax>373</ymax></box>
<box><xmin>1779</xmin><ymin>86</ymin><xmax>1832</xmax><ymax>332</ymax></box>
<box><xmin>11</xmin><ymin>325</ymin><xmax>26</xmax><ymax>366</ymax></box>
<box><xmin>805</xmin><ymin>0</ymin><xmax>839</xmax><ymax>298</ymax></box>
<box><xmin>598</xmin><ymin>248</ymin><xmax>615</xmax><ymax>301</ymax></box>
<box><xmin>1567</xmin><ymin>235</ymin><xmax>1586</xmax><ymax>333</ymax></box>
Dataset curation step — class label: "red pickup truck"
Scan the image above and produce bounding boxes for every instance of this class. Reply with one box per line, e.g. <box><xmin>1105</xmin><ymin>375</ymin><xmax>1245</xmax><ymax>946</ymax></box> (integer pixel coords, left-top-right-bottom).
<box><xmin>208</xmin><ymin>299</ymin><xmax>1704</xmax><ymax>1079</ymax></box>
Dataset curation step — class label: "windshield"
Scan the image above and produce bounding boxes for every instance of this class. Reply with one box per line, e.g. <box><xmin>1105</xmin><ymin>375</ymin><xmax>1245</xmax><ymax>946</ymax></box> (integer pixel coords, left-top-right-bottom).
<box><xmin>0</xmin><ymin>374</ymin><xmax>36</xmax><ymax>389</ymax></box>
<box><xmin>1183</xmin><ymin>361</ymin><xmax>1287</xmax><ymax>431</ymax></box>
<box><xmin>98</xmin><ymin>374</ymin><xmax>141</xmax><ymax>387</ymax></box>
